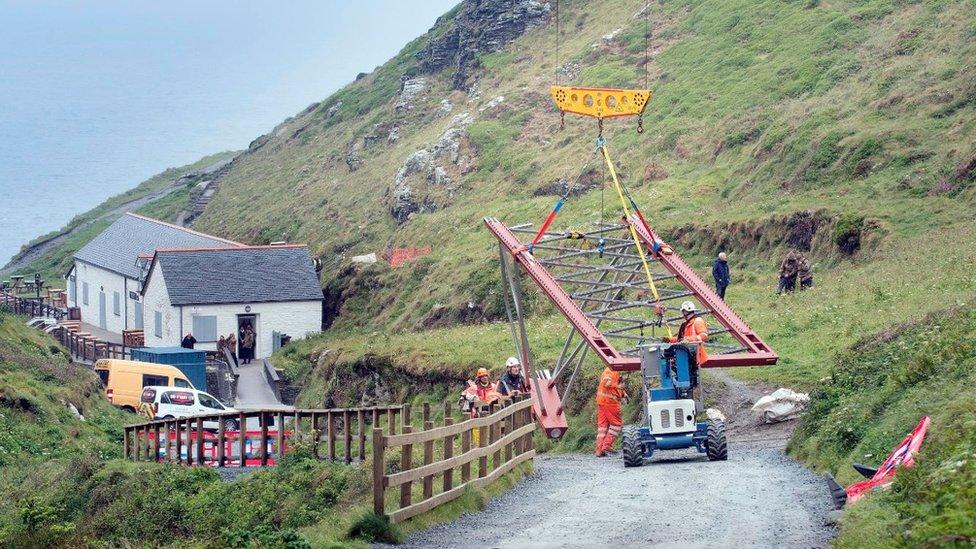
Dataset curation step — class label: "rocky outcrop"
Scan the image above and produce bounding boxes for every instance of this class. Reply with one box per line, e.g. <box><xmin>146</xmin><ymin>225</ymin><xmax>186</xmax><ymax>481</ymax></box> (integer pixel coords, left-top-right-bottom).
<box><xmin>417</xmin><ymin>0</ymin><xmax>551</xmax><ymax>90</ymax></box>
<box><xmin>396</xmin><ymin>77</ymin><xmax>427</xmax><ymax>111</ymax></box>
<box><xmin>388</xmin><ymin>113</ymin><xmax>475</xmax><ymax>222</ymax></box>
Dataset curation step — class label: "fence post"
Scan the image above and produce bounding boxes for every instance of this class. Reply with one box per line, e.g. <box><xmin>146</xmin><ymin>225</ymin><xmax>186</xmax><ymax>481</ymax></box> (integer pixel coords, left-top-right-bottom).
<box><xmin>154</xmin><ymin>423</ymin><xmax>161</xmax><ymax>463</ymax></box>
<box><xmin>328</xmin><ymin>411</ymin><xmax>337</xmax><ymax>462</ymax></box>
<box><xmin>343</xmin><ymin>410</ymin><xmax>352</xmax><ymax>464</ymax></box>
<box><xmin>443</xmin><ymin>402</ymin><xmax>454</xmax><ymax>493</ymax></box>
<box><xmin>144</xmin><ymin>423</ymin><xmax>152</xmax><ymax>462</ymax></box>
<box><xmin>490</xmin><ymin>403</ymin><xmax>501</xmax><ymax>473</ymax></box>
<box><xmin>400</xmin><ymin>404</ymin><xmax>413</xmax><ymax>509</ymax></box>
<box><xmin>238</xmin><ymin>412</ymin><xmax>247</xmax><ymax>468</ymax></box>
<box><xmin>196</xmin><ymin>417</ymin><xmax>204</xmax><ymax>466</ymax></box>
<box><xmin>357</xmin><ymin>409</ymin><xmax>366</xmax><ymax>462</ymax></box>
<box><xmin>276</xmin><ymin>412</ymin><xmax>285</xmax><ymax>462</ymax></box>
<box><xmin>310</xmin><ymin>412</ymin><xmax>319</xmax><ymax>459</ymax></box>
<box><xmin>260</xmin><ymin>411</ymin><xmax>269</xmax><ymax>467</ymax></box>
<box><xmin>504</xmin><ymin>401</ymin><xmax>513</xmax><ymax>463</ymax></box>
<box><xmin>388</xmin><ymin>407</ymin><xmax>397</xmax><ymax>435</ymax></box>
<box><xmin>461</xmin><ymin>422</ymin><xmax>472</xmax><ymax>483</ymax></box>
<box><xmin>217</xmin><ymin>415</ymin><xmax>226</xmax><ymax>467</ymax></box>
<box><xmin>423</xmin><ymin>420</ymin><xmax>434</xmax><ymax>500</ymax></box>
<box><xmin>478</xmin><ymin>411</ymin><xmax>489</xmax><ymax>479</ymax></box>
<box><xmin>372</xmin><ymin>428</ymin><xmax>385</xmax><ymax>517</ymax></box>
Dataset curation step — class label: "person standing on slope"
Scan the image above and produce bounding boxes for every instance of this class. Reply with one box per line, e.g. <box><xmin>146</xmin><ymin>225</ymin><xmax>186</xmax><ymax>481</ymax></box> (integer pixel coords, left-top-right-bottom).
<box><xmin>712</xmin><ymin>252</ymin><xmax>730</xmax><ymax>299</ymax></box>
<box><xmin>595</xmin><ymin>366</ymin><xmax>626</xmax><ymax>457</ymax></box>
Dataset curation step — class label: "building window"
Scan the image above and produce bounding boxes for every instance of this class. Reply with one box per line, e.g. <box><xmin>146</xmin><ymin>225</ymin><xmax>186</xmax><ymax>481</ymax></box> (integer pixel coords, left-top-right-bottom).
<box><xmin>191</xmin><ymin>315</ymin><xmax>218</xmax><ymax>342</ymax></box>
<box><xmin>82</xmin><ymin>282</ymin><xmax>89</xmax><ymax>305</ymax></box>
<box><xmin>113</xmin><ymin>292</ymin><xmax>121</xmax><ymax>316</ymax></box>
<box><xmin>154</xmin><ymin>311</ymin><xmax>162</xmax><ymax>338</ymax></box>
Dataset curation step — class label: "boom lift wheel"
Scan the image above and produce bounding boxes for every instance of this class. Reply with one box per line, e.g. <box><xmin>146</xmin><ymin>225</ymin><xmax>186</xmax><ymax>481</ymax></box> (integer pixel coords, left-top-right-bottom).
<box><xmin>705</xmin><ymin>419</ymin><xmax>728</xmax><ymax>461</ymax></box>
<box><xmin>621</xmin><ymin>425</ymin><xmax>645</xmax><ymax>467</ymax></box>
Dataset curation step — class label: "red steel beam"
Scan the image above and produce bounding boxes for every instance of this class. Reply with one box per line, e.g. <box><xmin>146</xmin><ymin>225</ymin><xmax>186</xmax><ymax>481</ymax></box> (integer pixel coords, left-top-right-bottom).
<box><xmin>629</xmin><ymin>215</ymin><xmax>778</xmax><ymax>367</ymax></box>
<box><xmin>486</xmin><ymin>217</ymin><xmax>640</xmax><ymax>371</ymax></box>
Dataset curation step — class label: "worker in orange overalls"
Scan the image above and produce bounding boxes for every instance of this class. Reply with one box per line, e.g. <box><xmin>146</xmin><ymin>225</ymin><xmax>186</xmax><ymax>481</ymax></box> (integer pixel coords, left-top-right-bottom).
<box><xmin>666</xmin><ymin>301</ymin><xmax>709</xmax><ymax>365</ymax></box>
<box><xmin>595</xmin><ymin>366</ymin><xmax>626</xmax><ymax>457</ymax></box>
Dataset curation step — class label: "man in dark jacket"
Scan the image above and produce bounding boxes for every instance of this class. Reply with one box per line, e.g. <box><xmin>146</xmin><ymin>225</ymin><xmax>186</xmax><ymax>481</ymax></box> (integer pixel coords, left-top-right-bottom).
<box><xmin>180</xmin><ymin>333</ymin><xmax>197</xmax><ymax>349</ymax></box>
<box><xmin>712</xmin><ymin>252</ymin><xmax>730</xmax><ymax>299</ymax></box>
<box><xmin>497</xmin><ymin>357</ymin><xmax>526</xmax><ymax>397</ymax></box>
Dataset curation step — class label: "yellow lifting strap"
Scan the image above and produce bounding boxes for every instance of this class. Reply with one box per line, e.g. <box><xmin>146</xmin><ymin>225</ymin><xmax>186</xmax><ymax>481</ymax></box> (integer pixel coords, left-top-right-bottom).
<box><xmin>599</xmin><ymin>142</ymin><xmax>674</xmax><ymax>339</ymax></box>
<box><xmin>550</xmin><ymin>86</ymin><xmax>652</xmax><ymax>119</ymax></box>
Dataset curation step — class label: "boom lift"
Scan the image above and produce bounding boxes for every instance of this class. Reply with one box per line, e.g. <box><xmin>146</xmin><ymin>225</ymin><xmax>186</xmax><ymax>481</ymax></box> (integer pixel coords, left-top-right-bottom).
<box><xmin>484</xmin><ymin>85</ymin><xmax>777</xmax><ymax>461</ymax></box>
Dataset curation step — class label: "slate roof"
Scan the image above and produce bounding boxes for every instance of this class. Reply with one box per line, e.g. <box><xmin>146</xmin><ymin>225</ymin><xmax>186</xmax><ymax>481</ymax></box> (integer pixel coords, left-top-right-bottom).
<box><xmin>74</xmin><ymin>213</ymin><xmax>241</xmax><ymax>279</ymax></box>
<box><xmin>147</xmin><ymin>245</ymin><xmax>323</xmax><ymax>305</ymax></box>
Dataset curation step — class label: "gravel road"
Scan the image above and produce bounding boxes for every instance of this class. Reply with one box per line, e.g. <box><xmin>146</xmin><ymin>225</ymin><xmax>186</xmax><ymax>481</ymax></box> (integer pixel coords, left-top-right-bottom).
<box><xmin>402</xmin><ymin>372</ymin><xmax>835</xmax><ymax>548</ymax></box>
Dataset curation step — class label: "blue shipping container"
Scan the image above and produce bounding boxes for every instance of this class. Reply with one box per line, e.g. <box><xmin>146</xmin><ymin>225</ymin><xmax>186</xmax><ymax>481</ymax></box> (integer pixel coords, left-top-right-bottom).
<box><xmin>130</xmin><ymin>347</ymin><xmax>207</xmax><ymax>390</ymax></box>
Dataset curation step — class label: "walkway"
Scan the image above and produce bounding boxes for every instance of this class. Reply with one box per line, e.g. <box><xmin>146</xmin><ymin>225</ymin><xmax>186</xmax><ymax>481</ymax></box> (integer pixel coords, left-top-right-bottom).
<box><xmin>79</xmin><ymin>321</ymin><xmax>123</xmax><ymax>344</ymax></box>
<box><xmin>234</xmin><ymin>361</ymin><xmax>282</xmax><ymax>409</ymax></box>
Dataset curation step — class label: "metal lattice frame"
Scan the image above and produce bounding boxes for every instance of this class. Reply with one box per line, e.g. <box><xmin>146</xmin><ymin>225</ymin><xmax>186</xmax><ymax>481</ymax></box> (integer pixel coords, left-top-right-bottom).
<box><xmin>487</xmin><ymin>217</ymin><xmax>777</xmax><ymax>435</ymax></box>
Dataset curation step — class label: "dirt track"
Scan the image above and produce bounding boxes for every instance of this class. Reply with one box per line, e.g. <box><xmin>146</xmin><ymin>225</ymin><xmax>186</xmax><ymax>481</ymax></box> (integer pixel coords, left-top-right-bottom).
<box><xmin>402</xmin><ymin>372</ymin><xmax>835</xmax><ymax>548</ymax></box>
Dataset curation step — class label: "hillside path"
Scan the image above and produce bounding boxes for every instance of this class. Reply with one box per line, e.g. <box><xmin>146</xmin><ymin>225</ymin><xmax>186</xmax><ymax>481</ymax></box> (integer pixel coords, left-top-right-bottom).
<box><xmin>234</xmin><ymin>362</ymin><xmax>281</xmax><ymax>408</ymax></box>
<box><xmin>401</xmin><ymin>371</ymin><xmax>835</xmax><ymax>548</ymax></box>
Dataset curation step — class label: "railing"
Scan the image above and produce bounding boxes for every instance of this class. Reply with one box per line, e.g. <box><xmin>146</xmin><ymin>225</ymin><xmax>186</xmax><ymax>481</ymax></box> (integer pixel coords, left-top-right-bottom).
<box><xmin>122</xmin><ymin>405</ymin><xmax>404</xmax><ymax>467</ymax></box>
<box><xmin>52</xmin><ymin>326</ymin><xmax>130</xmax><ymax>362</ymax></box>
<box><xmin>373</xmin><ymin>397</ymin><xmax>536</xmax><ymax>524</ymax></box>
<box><xmin>0</xmin><ymin>291</ymin><xmax>66</xmax><ymax>320</ymax></box>
<box><xmin>262</xmin><ymin>359</ymin><xmax>282</xmax><ymax>401</ymax></box>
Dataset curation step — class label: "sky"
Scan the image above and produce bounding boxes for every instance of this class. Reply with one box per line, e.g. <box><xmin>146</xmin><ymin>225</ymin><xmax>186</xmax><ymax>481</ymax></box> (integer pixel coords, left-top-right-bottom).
<box><xmin>0</xmin><ymin>0</ymin><xmax>459</xmax><ymax>265</ymax></box>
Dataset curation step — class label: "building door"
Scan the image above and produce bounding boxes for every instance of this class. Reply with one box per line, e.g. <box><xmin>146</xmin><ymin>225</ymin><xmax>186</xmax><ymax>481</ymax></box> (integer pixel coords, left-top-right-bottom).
<box><xmin>133</xmin><ymin>300</ymin><xmax>143</xmax><ymax>329</ymax></box>
<box><xmin>237</xmin><ymin>314</ymin><xmax>257</xmax><ymax>362</ymax></box>
<box><xmin>69</xmin><ymin>275</ymin><xmax>77</xmax><ymax>306</ymax></box>
<box><xmin>98</xmin><ymin>292</ymin><xmax>107</xmax><ymax>330</ymax></box>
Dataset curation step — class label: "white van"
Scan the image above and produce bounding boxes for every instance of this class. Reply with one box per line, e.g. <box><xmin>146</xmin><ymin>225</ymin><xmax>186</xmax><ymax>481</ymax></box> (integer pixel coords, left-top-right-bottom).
<box><xmin>139</xmin><ymin>386</ymin><xmax>239</xmax><ymax>430</ymax></box>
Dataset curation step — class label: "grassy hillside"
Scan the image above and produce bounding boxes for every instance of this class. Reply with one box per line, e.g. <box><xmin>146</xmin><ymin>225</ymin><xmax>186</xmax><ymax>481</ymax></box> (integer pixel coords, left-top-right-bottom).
<box><xmin>791</xmin><ymin>306</ymin><xmax>976</xmax><ymax>548</ymax></box>
<box><xmin>193</xmin><ymin>0</ymin><xmax>975</xmax><ymax>332</ymax></box>
<box><xmin>0</xmin><ymin>308</ymin><xmax>530</xmax><ymax>547</ymax></box>
<box><xmin>1</xmin><ymin>151</ymin><xmax>238</xmax><ymax>284</ymax></box>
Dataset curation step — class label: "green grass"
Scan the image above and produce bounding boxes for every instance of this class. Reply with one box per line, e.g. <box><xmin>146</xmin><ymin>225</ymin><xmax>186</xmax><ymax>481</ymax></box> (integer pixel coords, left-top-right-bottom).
<box><xmin>790</xmin><ymin>306</ymin><xmax>976</xmax><ymax>548</ymax></box>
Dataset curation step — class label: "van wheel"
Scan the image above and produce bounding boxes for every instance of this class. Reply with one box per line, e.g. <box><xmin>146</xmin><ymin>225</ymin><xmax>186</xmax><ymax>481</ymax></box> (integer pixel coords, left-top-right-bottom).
<box><xmin>223</xmin><ymin>418</ymin><xmax>240</xmax><ymax>431</ymax></box>
<box><xmin>121</xmin><ymin>406</ymin><xmax>136</xmax><ymax>414</ymax></box>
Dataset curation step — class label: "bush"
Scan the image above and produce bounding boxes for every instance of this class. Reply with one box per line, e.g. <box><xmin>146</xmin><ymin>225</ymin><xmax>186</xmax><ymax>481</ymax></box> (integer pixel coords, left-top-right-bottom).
<box><xmin>346</xmin><ymin>512</ymin><xmax>402</xmax><ymax>544</ymax></box>
<box><xmin>833</xmin><ymin>214</ymin><xmax>863</xmax><ymax>255</ymax></box>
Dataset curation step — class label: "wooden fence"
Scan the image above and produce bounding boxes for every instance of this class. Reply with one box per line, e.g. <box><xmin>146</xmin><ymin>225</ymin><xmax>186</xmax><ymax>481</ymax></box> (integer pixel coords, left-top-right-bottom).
<box><xmin>122</xmin><ymin>405</ymin><xmax>404</xmax><ymax>467</ymax></box>
<box><xmin>0</xmin><ymin>292</ymin><xmax>66</xmax><ymax>320</ymax></box>
<box><xmin>53</xmin><ymin>326</ymin><xmax>131</xmax><ymax>362</ymax></box>
<box><xmin>373</xmin><ymin>397</ymin><xmax>536</xmax><ymax>523</ymax></box>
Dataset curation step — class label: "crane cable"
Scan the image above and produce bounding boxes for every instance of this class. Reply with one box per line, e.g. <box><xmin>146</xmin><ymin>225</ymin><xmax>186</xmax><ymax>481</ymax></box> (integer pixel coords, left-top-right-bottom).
<box><xmin>598</xmin><ymin>138</ymin><xmax>673</xmax><ymax>339</ymax></box>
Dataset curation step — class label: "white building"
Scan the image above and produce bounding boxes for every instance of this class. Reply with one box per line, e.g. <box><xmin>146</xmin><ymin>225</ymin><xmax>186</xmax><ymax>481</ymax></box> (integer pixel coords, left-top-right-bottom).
<box><xmin>66</xmin><ymin>213</ymin><xmax>242</xmax><ymax>334</ymax></box>
<box><xmin>140</xmin><ymin>245</ymin><xmax>323</xmax><ymax>359</ymax></box>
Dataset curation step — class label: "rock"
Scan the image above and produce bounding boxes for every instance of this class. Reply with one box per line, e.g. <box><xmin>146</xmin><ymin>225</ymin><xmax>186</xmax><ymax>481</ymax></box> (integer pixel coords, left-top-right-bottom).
<box><xmin>417</xmin><ymin>0</ymin><xmax>552</xmax><ymax>90</ymax></box>
<box><xmin>479</xmin><ymin>95</ymin><xmax>505</xmax><ymax>112</ymax></box>
<box><xmin>345</xmin><ymin>141</ymin><xmax>362</xmax><ymax>171</ymax></box>
<box><xmin>388</xmin><ymin>126</ymin><xmax>400</xmax><ymax>143</ymax></box>
<box><xmin>602</xmin><ymin>28</ymin><xmax>623</xmax><ymax>44</ymax></box>
<box><xmin>327</xmin><ymin>101</ymin><xmax>342</xmax><ymax>118</ymax></box>
<box><xmin>559</xmin><ymin>61</ymin><xmax>581</xmax><ymax>81</ymax></box>
<box><xmin>396</xmin><ymin>77</ymin><xmax>427</xmax><ymax>111</ymax></box>
<box><xmin>438</xmin><ymin>98</ymin><xmax>453</xmax><ymax>116</ymax></box>
<box><xmin>388</xmin><ymin>116</ymin><xmax>474</xmax><ymax>222</ymax></box>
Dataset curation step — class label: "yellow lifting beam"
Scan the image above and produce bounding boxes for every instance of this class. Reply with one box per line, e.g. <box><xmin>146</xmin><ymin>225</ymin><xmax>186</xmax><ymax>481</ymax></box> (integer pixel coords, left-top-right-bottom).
<box><xmin>550</xmin><ymin>86</ymin><xmax>651</xmax><ymax>119</ymax></box>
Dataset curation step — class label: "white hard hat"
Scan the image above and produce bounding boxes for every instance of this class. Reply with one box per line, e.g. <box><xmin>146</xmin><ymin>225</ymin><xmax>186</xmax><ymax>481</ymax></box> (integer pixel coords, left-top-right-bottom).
<box><xmin>680</xmin><ymin>301</ymin><xmax>696</xmax><ymax>313</ymax></box>
<box><xmin>505</xmin><ymin>356</ymin><xmax>521</xmax><ymax>368</ymax></box>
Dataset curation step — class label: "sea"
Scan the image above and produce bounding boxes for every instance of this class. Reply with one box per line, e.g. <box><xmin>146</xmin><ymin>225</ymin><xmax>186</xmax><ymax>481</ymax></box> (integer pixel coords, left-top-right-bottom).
<box><xmin>0</xmin><ymin>0</ymin><xmax>456</xmax><ymax>267</ymax></box>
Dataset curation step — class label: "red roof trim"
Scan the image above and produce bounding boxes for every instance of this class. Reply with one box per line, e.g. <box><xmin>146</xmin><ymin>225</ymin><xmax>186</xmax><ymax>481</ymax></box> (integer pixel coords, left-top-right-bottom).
<box><xmin>123</xmin><ymin>212</ymin><xmax>244</xmax><ymax>247</ymax></box>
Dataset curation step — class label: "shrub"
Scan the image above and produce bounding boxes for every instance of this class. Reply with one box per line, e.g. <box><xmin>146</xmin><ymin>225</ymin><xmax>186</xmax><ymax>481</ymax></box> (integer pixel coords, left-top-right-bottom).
<box><xmin>833</xmin><ymin>214</ymin><xmax>864</xmax><ymax>255</ymax></box>
<box><xmin>347</xmin><ymin>512</ymin><xmax>402</xmax><ymax>544</ymax></box>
